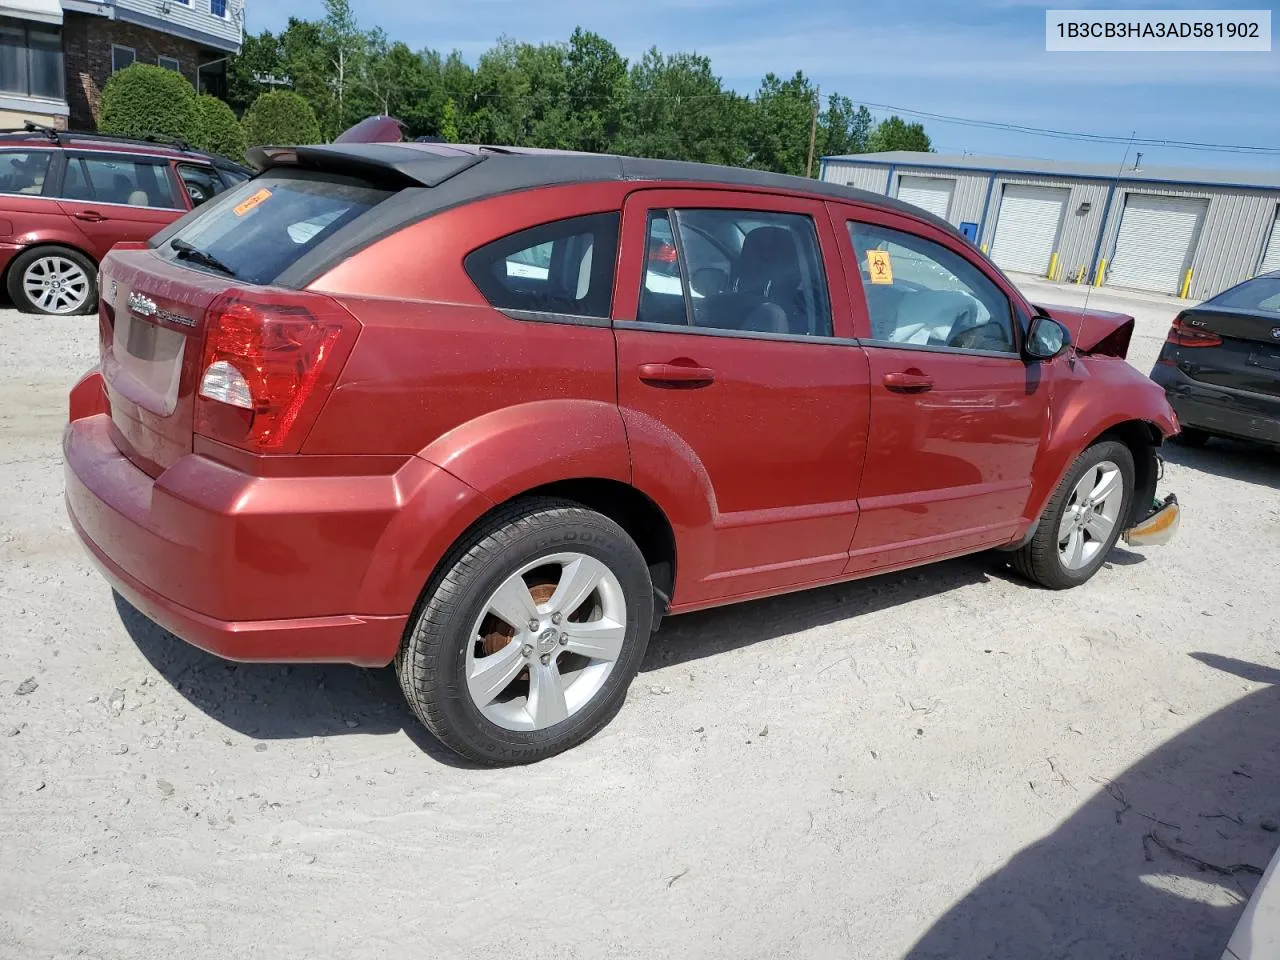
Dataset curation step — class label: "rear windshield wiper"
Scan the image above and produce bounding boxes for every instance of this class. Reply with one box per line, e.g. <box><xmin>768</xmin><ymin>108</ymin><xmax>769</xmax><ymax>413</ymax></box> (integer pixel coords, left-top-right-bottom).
<box><xmin>170</xmin><ymin>238</ymin><xmax>236</xmax><ymax>277</ymax></box>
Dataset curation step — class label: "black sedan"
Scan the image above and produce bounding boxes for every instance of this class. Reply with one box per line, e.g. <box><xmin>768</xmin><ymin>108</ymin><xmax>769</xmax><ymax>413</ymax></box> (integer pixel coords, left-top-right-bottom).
<box><xmin>1151</xmin><ymin>270</ymin><xmax>1280</xmax><ymax>448</ymax></box>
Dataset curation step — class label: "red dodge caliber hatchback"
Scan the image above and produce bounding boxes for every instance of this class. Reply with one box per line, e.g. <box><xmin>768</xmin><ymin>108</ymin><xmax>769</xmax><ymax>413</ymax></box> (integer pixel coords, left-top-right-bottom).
<box><xmin>65</xmin><ymin>143</ymin><xmax>1180</xmax><ymax>764</ymax></box>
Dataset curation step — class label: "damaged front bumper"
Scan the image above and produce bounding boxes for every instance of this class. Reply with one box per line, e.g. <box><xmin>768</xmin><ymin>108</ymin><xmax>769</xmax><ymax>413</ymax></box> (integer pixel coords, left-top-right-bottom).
<box><xmin>1122</xmin><ymin>493</ymin><xmax>1180</xmax><ymax>547</ymax></box>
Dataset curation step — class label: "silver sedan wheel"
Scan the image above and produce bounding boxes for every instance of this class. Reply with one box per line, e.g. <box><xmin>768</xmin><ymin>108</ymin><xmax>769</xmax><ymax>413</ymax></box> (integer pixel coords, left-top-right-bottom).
<box><xmin>466</xmin><ymin>552</ymin><xmax>628</xmax><ymax>732</ymax></box>
<box><xmin>1058</xmin><ymin>460</ymin><xmax>1124</xmax><ymax>571</ymax></box>
<box><xmin>23</xmin><ymin>255</ymin><xmax>90</xmax><ymax>315</ymax></box>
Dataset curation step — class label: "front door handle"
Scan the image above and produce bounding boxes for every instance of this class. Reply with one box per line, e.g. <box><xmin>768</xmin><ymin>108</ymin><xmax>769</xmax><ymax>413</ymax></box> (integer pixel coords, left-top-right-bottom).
<box><xmin>75</xmin><ymin>211</ymin><xmax>106</xmax><ymax>222</ymax></box>
<box><xmin>883</xmin><ymin>370</ymin><xmax>934</xmax><ymax>393</ymax></box>
<box><xmin>638</xmin><ymin>362</ymin><xmax>716</xmax><ymax>387</ymax></box>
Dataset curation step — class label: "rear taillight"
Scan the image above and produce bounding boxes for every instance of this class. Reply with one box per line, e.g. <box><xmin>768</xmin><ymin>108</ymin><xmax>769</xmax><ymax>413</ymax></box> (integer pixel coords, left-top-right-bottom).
<box><xmin>195</xmin><ymin>292</ymin><xmax>358</xmax><ymax>453</ymax></box>
<box><xmin>1166</xmin><ymin>315</ymin><xmax>1222</xmax><ymax>348</ymax></box>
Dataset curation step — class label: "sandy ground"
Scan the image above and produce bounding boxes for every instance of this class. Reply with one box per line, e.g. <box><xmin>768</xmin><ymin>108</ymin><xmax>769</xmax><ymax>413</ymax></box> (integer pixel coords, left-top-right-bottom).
<box><xmin>2</xmin><ymin>280</ymin><xmax>1279</xmax><ymax>960</ymax></box>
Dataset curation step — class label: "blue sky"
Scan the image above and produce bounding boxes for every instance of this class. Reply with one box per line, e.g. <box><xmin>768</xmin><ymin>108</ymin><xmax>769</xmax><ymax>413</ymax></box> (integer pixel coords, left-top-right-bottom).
<box><xmin>251</xmin><ymin>0</ymin><xmax>1280</xmax><ymax>171</ymax></box>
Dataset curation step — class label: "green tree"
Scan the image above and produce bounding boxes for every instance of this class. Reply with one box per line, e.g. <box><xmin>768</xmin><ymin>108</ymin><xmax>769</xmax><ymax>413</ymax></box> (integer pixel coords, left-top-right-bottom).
<box><xmin>227</xmin><ymin>30</ymin><xmax>284</xmax><ymax>114</ymax></box>
<box><xmin>241</xmin><ymin>90</ymin><xmax>322</xmax><ymax>147</ymax></box>
<box><xmin>866</xmin><ymin>115</ymin><xmax>932</xmax><ymax>152</ymax></box>
<box><xmin>750</xmin><ymin>70</ymin><xmax>817</xmax><ymax>176</ymax></box>
<box><xmin>99</xmin><ymin>63</ymin><xmax>200</xmax><ymax>142</ymax></box>
<box><xmin>320</xmin><ymin>0</ymin><xmax>366</xmax><ymax>134</ymax></box>
<box><xmin>564</xmin><ymin>28</ymin><xmax>627</xmax><ymax>153</ymax></box>
<box><xmin>193</xmin><ymin>94</ymin><xmax>247</xmax><ymax>160</ymax></box>
<box><xmin>819</xmin><ymin>95</ymin><xmax>872</xmax><ymax>158</ymax></box>
<box><xmin>616</xmin><ymin>48</ymin><xmax>750</xmax><ymax>166</ymax></box>
<box><xmin>439</xmin><ymin>98</ymin><xmax>460</xmax><ymax>141</ymax></box>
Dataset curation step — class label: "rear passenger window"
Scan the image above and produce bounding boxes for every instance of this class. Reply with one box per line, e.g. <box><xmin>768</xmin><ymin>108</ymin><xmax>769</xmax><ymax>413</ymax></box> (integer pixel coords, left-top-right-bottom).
<box><xmin>464</xmin><ymin>213</ymin><xmax>619</xmax><ymax>319</ymax></box>
<box><xmin>637</xmin><ymin>208</ymin><xmax>832</xmax><ymax>338</ymax></box>
<box><xmin>79</xmin><ymin>157</ymin><xmax>178</xmax><ymax>208</ymax></box>
<box><xmin>0</xmin><ymin>151</ymin><xmax>51</xmax><ymax>196</ymax></box>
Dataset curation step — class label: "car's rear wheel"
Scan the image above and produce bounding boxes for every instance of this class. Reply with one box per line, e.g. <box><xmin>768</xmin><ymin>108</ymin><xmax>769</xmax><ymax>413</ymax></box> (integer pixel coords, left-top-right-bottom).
<box><xmin>1173</xmin><ymin>426</ymin><xmax>1210</xmax><ymax>448</ymax></box>
<box><xmin>7</xmin><ymin>246</ymin><xmax>96</xmax><ymax>316</ymax></box>
<box><xmin>1011</xmin><ymin>440</ymin><xmax>1134</xmax><ymax>590</ymax></box>
<box><xmin>396</xmin><ymin>498</ymin><xmax>653</xmax><ymax>765</ymax></box>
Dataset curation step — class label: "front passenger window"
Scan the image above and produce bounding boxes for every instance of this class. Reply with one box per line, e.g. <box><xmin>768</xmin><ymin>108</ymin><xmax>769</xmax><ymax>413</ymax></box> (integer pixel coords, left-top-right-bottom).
<box><xmin>848</xmin><ymin>221</ymin><xmax>1016</xmax><ymax>354</ymax></box>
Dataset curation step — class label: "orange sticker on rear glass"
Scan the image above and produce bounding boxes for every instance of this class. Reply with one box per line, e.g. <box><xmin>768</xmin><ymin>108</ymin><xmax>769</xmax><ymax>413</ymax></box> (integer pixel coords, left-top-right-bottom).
<box><xmin>233</xmin><ymin>188</ymin><xmax>272</xmax><ymax>217</ymax></box>
<box><xmin>867</xmin><ymin>248</ymin><xmax>894</xmax><ymax>284</ymax></box>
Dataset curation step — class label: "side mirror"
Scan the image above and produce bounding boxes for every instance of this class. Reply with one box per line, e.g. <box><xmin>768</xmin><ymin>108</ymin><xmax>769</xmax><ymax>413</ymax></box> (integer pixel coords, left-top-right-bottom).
<box><xmin>1025</xmin><ymin>314</ymin><xmax>1070</xmax><ymax>360</ymax></box>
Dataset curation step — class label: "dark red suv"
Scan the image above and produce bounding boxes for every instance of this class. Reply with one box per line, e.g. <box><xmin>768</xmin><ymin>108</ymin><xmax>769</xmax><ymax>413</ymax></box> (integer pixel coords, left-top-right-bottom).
<box><xmin>64</xmin><ymin>142</ymin><xmax>1180</xmax><ymax>764</ymax></box>
<box><xmin>0</xmin><ymin>124</ymin><xmax>251</xmax><ymax>315</ymax></box>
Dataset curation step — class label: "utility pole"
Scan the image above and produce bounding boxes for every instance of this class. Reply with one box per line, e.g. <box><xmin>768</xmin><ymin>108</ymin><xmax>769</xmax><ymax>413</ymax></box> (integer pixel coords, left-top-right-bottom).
<box><xmin>806</xmin><ymin>85</ymin><xmax>820</xmax><ymax>178</ymax></box>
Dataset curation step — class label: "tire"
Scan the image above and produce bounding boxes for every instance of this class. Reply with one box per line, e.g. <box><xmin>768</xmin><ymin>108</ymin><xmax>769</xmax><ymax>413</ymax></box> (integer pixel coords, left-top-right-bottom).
<box><xmin>1011</xmin><ymin>440</ymin><xmax>1135</xmax><ymax>590</ymax></box>
<box><xmin>396</xmin><ymin>498</ymin><xmax>654</xmax><ymax>766</ymax></box>
<box><xmin>1173</xmin><ymin>426</ymin><xmax>1210</xmax><ymax>448</ymax></box>
<box><xmin>6</xmin><ymin>246</ymin><xmax>97</xmax><ymax>316</ymax></box>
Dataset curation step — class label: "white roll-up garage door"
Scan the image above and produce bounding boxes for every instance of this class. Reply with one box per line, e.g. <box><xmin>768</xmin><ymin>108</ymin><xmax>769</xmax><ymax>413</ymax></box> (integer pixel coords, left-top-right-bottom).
<box><xmin>1107</xmin><ymin>194</ymin><xmax>1207</xmax><ymax>293</ymax></box>
<box><xmin>989</xmin><ymin>184</ymin><xmax>1070</xmax><ymax>276</ymax></box>
<box><xmin>1258</xmin><ymin>209</ymin><xmax>1280</xmax><ymax>275</ymax></box>
<box><xmin>897</xmin><ymin>176</ymin><xmax>954</xmax><ymax>220</ymax></box>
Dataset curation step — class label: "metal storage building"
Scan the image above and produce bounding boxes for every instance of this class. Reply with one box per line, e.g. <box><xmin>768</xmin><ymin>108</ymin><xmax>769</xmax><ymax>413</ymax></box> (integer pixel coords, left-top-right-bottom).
<box><xmin>820</xmin><ymin>151</ymin><xmax>1280</xmax><ymax>300</ymax></box>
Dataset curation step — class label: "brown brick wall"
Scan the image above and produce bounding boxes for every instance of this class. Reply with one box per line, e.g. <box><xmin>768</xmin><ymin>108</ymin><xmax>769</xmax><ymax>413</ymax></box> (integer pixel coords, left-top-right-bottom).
<box><xmin>63</xmin><ymin>13</ymin><xmax>202</xmax><ymax>131</ymax></box>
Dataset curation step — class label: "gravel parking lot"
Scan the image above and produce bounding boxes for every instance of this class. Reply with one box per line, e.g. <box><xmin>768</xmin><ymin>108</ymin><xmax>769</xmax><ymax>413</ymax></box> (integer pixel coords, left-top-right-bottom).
<box><xmin>2</xmin><ymin>280</ymin><xmax>1278</xmax><ymax>960</ymax></box>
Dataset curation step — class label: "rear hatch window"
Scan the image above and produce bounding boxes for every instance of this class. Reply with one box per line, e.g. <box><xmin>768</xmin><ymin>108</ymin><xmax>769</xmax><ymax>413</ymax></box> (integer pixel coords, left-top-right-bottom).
<box><xmin>160</xmin><ymin>172</ymin><xmax>391</xmax><ymax>286</ymax></box>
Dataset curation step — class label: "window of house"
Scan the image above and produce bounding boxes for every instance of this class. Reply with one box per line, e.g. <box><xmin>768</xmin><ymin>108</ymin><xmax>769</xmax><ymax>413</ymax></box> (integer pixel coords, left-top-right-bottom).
<box><xmin>0</xmin><ymin>18</ymin><xmax>65</xmax><ymax>100</ymax></box>
<box><xmin>847</xmin><ymin>221</ymin><xmax>1017</xmax><ymax>354</ymax></box>
<box><xmin>111</xmin><ymin>45</ymin><xmax>135</xmax><ymax>73</ymax></box>
<box><xmin>78</xmin><ymin>157</ymin><xmax>178</xmax><ymax>208</ymax></box>
<box><xmin>637</xmin><ymin>208</ymin><xmax>833</xmax><ymax>338</ymax></box>
<box><xmin>210</xmin><ymin>0</ymin><xmax>228</xmax><ymax>16</ymax></box>
<box><xmin>158</xmin><ymin>55</ymin><xmax>181</xmax><ymax>72</ymax></box>
<box><xmin>464</xmin><ymin>213</ymin><xmax>620</xmax><ymax>318</ymax></box>
<box><xmin>0</xmin><ymin>151</ymin><xmax>52</xmax><ymax>196</ymax></box>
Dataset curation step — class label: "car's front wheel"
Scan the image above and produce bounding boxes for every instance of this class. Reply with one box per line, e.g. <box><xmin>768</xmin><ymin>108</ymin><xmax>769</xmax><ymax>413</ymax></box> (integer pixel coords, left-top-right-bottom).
<box><xmin>1011</xmin><ymin>440</ymin><xmax>1135</xmax><ymax>590</ymax></box>
<box><xmin>7</xmin><ymin>246</ymin><xmax>97</xmax><ymax>316</ymax></box>
<box><xmin>396</xmin><ymin>498</ymin><xmax>653</xmax><ymax>765</ymax></box>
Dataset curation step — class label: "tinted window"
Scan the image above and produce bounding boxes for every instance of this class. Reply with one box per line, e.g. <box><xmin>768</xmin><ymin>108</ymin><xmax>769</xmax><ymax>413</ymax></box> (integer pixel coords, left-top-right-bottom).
<box><xmin>848</xmin><ymin>221</ymin><xmax>1016</xmax><ymax>353</ymax></box>
<box><xmin>111</xmin><ymin>45</ymin><xmax>134</xmax><ymax>72</ymax></box>
<box><xmin>60</xmin><ymin>158</ymin><xmax>91</xmax><ymax>200</ymax></box>
<box><xmin>638</xmin><ymin>208</ymin><xmax>832</xmax><ymax>338</ymax></box>
<box><xmin>0</xmin><ymin>20</ymin><xmax>63</xmax><ymax>99</ymax></box>
<box><xmin>79</xmin><ymin>157</ymin><xmax>177</xmax><ymax>208</ymax></box>
<box><xmin>165</xmin><ymin>173</ymin><xmax>391</xmax><ymax>285</ymax></box>
<box><xmin>464</xmin><ymin>213</ymin><xmax>619</xmax><ymax>318</ymax></box>
<box><xmin>0</xmin><ymin>151</ymin><xmax>51</xmax><ymax>196</ymax></box>
<box><xmin>1210</xmin><ymin>277</ymin><xmax>1280</xmax><ymax>314</ymax></box>
<box><xmin>178</xmin><ymin>163</ymin><xmax>225</xmax><ymax>207</ymax></box>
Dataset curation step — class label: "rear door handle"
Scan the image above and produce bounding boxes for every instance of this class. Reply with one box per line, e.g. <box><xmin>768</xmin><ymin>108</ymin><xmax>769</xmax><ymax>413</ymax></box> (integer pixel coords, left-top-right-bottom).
<box><xmin>638</xmin><ymin>362</ymin><xmax>716</xmax><ymax>386</ymax></box>
<box><xmin>883</xmin><ymin>371</ymin><xmax>934</xmax><ymax>393</ymax></box>
<box><xmin>75</xmin><ymin>211</ymin><xmax>106</xmax><ymax>222</ymax></box>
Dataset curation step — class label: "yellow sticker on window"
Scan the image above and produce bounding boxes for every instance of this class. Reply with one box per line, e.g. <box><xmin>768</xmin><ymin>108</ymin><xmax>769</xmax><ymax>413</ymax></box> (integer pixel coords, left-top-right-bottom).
<box><xmin>233</xmin><ymin>187</ymin><xmax>272</xmax><ymax>217</ymax></box>
<box><xmin>867</xmin><ymin>249</ymin><xmax>894</xmax><ymax>285</ymax></box>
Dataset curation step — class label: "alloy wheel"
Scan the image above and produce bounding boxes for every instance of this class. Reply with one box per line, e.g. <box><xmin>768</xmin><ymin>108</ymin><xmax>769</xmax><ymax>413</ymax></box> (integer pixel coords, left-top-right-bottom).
<box><xmin>23</xmin><ymin>255</ymin><xmax>90</xmax><ymax>315</ymax></box>
<box><xmin>1057</xmin><ymin>459</ymin><xmax>1124</xmax><ymax>571</ymax></box>
<box><xmin>465</xmin><ymin>552</ymin><xmax>628</xmax><ymax>731</ymax></box>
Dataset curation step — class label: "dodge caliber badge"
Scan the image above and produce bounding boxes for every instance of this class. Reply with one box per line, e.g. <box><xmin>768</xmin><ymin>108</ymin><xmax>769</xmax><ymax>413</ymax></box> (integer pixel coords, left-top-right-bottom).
<box><xmin>127</xmin><ymin>291</ymin><xmax>194</xmax><ymax>327</ymax></box>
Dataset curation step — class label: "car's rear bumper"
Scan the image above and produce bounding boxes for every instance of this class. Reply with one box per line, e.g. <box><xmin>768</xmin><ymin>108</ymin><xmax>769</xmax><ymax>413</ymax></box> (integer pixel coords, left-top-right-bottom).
<box><xmin>64</xmin><ymin>371</ymin><xmax>490</xmax><ymax>666</ymax></box>
<box><xmin>1150</xmin><ymin>361</ymin><xmax>1280</xmax><ymax>446</ymax></box>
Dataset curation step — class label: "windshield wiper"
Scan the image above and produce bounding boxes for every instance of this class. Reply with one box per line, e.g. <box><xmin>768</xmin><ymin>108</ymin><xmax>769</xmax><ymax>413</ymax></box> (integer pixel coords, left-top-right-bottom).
<box><xmin>170</xmin><ymin>238</ymin><xmax>236</xmax><ymax>277</ymax></box>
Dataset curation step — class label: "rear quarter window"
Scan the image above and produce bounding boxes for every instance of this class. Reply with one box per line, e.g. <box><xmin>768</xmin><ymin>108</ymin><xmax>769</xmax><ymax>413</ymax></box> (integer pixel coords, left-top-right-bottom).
<box><xmin>162</xmin><ymin>172</ymin><xmax>392</xmax><ymax>285</ymax></box>
<box><xmin>463</xmin><ymin>213</ymin><xmax>620</xmax><ymax>319</ymax></box>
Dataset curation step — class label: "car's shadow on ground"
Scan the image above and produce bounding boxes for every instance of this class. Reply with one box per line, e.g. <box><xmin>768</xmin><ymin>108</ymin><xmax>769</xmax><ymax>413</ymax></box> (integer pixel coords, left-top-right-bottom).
<box><xmin>905</xmin><ymin>652</ymin><xmax>1280</xmax><ymax>960</ymax></box>
<box><xmin>114</xmin><ymin>592</ymin><xmax>477</xmax><ymax>766</ymax></box>
<box><xmin>1164</xmin><ymin>436</ymin><xmax>1280</xmax><ymax>490</ymax></box>
<box><xmin>117</xmin><ymin>557</ymin><xmax>1002</xmax><ymax>757</ymax></box>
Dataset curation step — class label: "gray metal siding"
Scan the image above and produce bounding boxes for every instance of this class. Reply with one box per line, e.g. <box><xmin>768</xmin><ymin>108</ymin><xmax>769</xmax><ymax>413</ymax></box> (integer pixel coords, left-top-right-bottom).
<box><xmin>886</xmin><ymin>167</ymin><xmax>986</xmax><ymax>228</ymax></box>
<box><xmin>1097</xmin><ymin>182</ymin><xmax>1280</xmax><ymax>298</ymax></box>
<box><xmin>822</xmin><ymin>161</ymin><xmax>890</xmax><ymax>193</ymax></box>
<box><xmin>979</xmin><ymin>176</ymin><xmax>1109</xmax><ymax>280</ymax></box>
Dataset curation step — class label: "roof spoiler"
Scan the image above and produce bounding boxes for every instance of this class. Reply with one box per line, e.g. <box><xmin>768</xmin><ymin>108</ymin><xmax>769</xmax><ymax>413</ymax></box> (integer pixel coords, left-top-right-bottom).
<box><xmin>246</xmin><ymin>143</ymin><xmax>485</xmax><ymax>189</ymax></box>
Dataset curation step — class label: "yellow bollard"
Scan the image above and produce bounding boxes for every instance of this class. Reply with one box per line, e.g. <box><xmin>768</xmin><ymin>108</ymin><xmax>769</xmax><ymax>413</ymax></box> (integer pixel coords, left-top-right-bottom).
<box><xmin>1094</xmin><ymin>258</ymin><xmax>1107</xmax><ymax>287</ymax></box>
<box><xmin>1179</xmin><ymin>268</ymin><xmax>1193</xmax><ymax>299</ymax></box>
<box><xmin>1047</xmin><ymin>252</ymin><xmax>1059</xmax><ymax>281</ymax></box>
